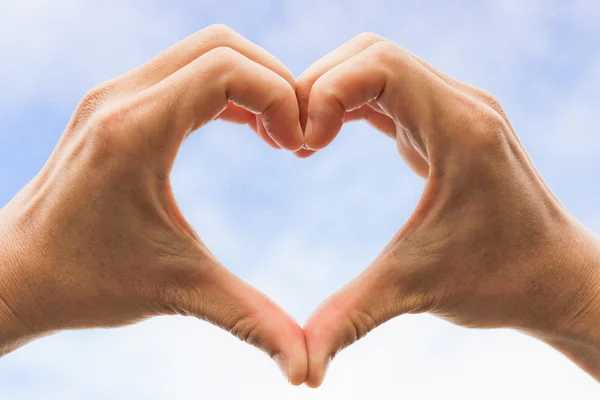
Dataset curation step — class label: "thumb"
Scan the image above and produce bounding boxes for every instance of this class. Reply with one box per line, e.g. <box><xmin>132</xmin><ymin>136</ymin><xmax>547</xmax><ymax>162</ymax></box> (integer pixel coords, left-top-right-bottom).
<box><xmin>303</xmin><ymin>259</ymin><xmax>424</xmax><ymax>388</ymax></box>
<box><xmin>169</xmin><ymin>257</ymin><xmax>307</xmax><ymax>385</ymax></box>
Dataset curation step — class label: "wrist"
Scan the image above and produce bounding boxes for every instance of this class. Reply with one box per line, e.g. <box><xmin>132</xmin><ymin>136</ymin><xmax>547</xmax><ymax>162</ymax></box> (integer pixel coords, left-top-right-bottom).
<box><xmin>522</xmin><ymin>220</ymin><xmax>600</xmax><ymax>379</ymax></box>
<box><xmin>0</xmin><ymin>292</ymin><xmax>34</xmax><ymax>356</ymax></box>
<box><xmin>0</xmin><ymin>213</ymin><xmax>41</xmax><ymax>355</ymax></box>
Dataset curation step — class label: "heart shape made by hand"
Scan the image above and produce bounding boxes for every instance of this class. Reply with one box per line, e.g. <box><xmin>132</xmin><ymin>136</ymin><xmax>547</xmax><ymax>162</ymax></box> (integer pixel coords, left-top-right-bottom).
<box><xmin>214</xmin><ymin>29</ymin><xmax>591</xmax><ymax>388</ymax></box>
<box><xmin>4</xmin><ymin>24</ymin><xmax>595</xmax><ymax>390</ymax></box>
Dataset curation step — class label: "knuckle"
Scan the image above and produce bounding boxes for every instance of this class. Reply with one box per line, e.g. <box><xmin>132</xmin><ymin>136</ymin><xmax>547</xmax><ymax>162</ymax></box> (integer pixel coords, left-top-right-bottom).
<box><xmin>351</xmin><ymin>308</ymin><xmax>377</xmax><ymax>340</ymax></box>
<box><xmin>312</xmin><ymin>78</ymin><xmax>338</xmax><ymax>99</ymax></box>
<box><xmin>370</xmin><ymin>40</ymin><xmax>402</xmax><ymax>67</ymax></box>
<box><xmin>432</xmin><ymin>94</ymin><xmax>511</xmax><ymax>172</ymax></box>
<box><xmin>203</xmin><ymin>23</ymin><xmax>237</xmax><ymax>44</ymax></box>
<box><xmin>72</xmin><ymin>81</ymin><xmax>117</xmax><ymax>127</ymax></box>
<box><xmin>91</xmin><ymin>103</ymin><xmax>134</xmax><ymax>138</ymax></box>
<box><xmin>84</xmin><ymin>100</ymin><xmax>142</xmax><ymax>160</ymax></box>
<box><xmin>311</xmin><ymin>79</ymin><xmax>346</xmax><ymax>115</ymax></box>
<box><xmin>155</xmin><ymin>256</ymin><xmax>218</xmax><ymax>317</ymax></box>
<box><xmin>337</xmin><ymin>308</ymin><xmax>377</xmax><ymax>356</ymax></box>
<box><xmin>462</xmin><ymin>101</ymin><xmax>508</xmax><ymax>150</ymax></box>
<box><xmin>448</xmin><ymin>94</ymin><xmax>505</xmax><ymax>133</ymax></box>
<box><xmin>81</xmin><ymin>83</ymin><xmax>112</xmax><ymax>108</ymax></box>
<box><xmin>206</xmin><ymin>46</ymin><xmax>240</xmax><ymax>75</ymax></box>
<box><xmin>475</xmin><ymin>105</ymin><xmax>507</xmax><ymax>137</ymax></box>
<box><xmin>356</xmin><ymin>31</ymin><xmax>386</xmax><ymax>45</ymax></box>
<box><xmin>230</xmin><ymin>315</ymin><xmax>262</xmax><ymax>347</ymax></box>
<box><xmin>475</xmin><ymin>89</ymin><xmax>505</xmax><ymax>116</ymax></box>
<box><xmin>480</xmin><ymin>91</ymin><xmax>500</xmax><ymax>108</ymax></box>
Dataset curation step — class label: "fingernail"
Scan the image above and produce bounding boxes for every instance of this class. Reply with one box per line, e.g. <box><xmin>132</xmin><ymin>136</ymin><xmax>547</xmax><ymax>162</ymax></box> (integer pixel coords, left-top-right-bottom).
<box><xmin>303</xmin><ymin>119</ymin><xmax>321</xmax><ymax>151</ymax></box>
<box><xmin>273</xmin><ymin>354</ymin><xmax>291</xmax><ymax>383</ymax></box>
<box><xmin>304</xmin><ymin>118</ymin><xmax>313</xmax><ymax>135</ymax></box>
<box><xmin>304</xmin><ymin>119</ymin><xmax>314</xmax><ymax>148</ymax></box>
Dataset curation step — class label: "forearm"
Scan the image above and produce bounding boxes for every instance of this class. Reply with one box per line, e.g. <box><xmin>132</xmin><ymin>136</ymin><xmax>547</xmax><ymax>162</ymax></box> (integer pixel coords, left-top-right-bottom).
<box><xmin>525</xmin><ymin>224</ymin><xmax>600</xmax><ymax>381</ymax></box>
<box><xmin>545</xmin><ymin>334</ymin><xmax>600</xmax><ymax>380</ymax></box>
<box><xmin>0</xmin><ymin>292</ymin><xmax>34</xmax><ymax>356</ymax></box>
<box><xmin>0</xmin><ymin>216</ymin><xmax>39</xmax><ymax>356</ymax></box>
<box><xmin>540</xmin><ymin>291</ymin><xmax>600</xmax><ymax>381</ymax></box>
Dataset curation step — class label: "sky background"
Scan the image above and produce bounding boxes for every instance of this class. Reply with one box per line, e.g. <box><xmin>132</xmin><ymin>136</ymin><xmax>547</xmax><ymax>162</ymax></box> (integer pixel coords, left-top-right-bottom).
<box><xmin>1</xmin><ymin>0</ymin><xmax>600</xmax><ymax>398</ymax></box>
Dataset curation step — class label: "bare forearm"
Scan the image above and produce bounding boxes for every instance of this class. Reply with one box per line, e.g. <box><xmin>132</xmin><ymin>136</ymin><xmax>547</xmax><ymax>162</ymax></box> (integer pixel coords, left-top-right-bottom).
<box><xmin>0</xmin><ymin>295</ymin><xmax>32</xmax><ymax>356</ymax></box>
<box><xmin>546</xmin><ymin>336</ymin><xmax>600</xmax><ymax>381</ymax></box>
<box><xmin>541</xmin><ymin>295</ymin><xmax>600</xmax><ymax>381</ymax></box>
<box><xmin>0</xmin><ymin>214</ymin><xmax>46</xmax><ymax>356</ymax></box>
<box><xmin>525</xmin><ymin>225</ymin><xmax>600</xmax><ymax>381</ymax></box>
<box><xmin>0</xmin><ymin>237</ymin><xmax>33</xmax><ymax>355</ymax></box>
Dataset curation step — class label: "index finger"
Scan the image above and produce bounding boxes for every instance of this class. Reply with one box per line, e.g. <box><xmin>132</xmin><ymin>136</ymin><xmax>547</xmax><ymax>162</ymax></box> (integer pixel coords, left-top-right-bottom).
<box><xmin>129</xmin><ymin>24</ymin><xmax>296</xmax><ymax>91</ymax></box>
<box><xmin>303</xmin><ymin>41</ymin><xmax>461</xmax><ymax>161</ymax></box>
<box><xmin>128</xmin><ymin>47</ymin><xmax>304</xmax><ymax>167</ymax></box>
<box><xmin>296</xmin><ymin>32</ymin><xmax>387</xmax><ymax>131</ymax></box>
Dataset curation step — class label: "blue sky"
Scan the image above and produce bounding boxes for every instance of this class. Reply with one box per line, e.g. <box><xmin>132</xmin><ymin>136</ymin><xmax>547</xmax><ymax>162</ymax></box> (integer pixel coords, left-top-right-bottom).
<box><xmin>1</xmin><ymin>0</ymin><xmax>600</xmax><ymax>398</ymax></box>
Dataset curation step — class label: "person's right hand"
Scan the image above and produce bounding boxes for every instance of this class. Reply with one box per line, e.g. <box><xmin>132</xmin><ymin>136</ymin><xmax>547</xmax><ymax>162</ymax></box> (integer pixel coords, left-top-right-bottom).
<box><xmin>297</xmin><ymin>33</ymin><xmax>600</xmax><ymax>387</ymax></box>
<box><xmin>0</xmin><ymin>24</ymin><xmax>308</xmax><ymax>384</ymax></box>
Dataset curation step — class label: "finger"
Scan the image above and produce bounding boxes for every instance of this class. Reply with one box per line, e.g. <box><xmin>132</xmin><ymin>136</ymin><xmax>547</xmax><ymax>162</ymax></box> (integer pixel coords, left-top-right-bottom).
<box><xmin>406</xmin><ymin>54</ymin><xmax>563</xmax><ymax>206</ymax></box>
<box><xmin>303</xmin><ymin>259</ymin><xmax>422</xmax><ymax>388</ymax></box>
<box><xmin>217</xmin><ymin>103</ymin><xmax>258</xmax><ymax>129</ymax></box>
<box><xmin>348</xmin><ymin>107</ymin><xmax>428</xmax><ymax>176</ymax></box>
<box><xmin>128</xmin><ymin>24</ymin><xmax>296</xmax><ymax>92</ymax></box>
<box><xmin>116</xmin><ymin>24</ymin><xmax>295</xmax><ymax>150</ymax></box>
<box><xmin>296</xmin><ymin>33</ymin><xmax>387</xmax><ymax>132</ymax></box>
<box><xmin>344</xmin><ymin>105</ymin><xmax>397</xmax><ymax>139</ymax></box>
<box><xmin>215</xmin><ymin>105</ymin><xmax>286</xmax><ymax>149</ymax></box>
<box><xmin>293</xmin><ymin>148</ymin><xmax>316</xmax><ymax>158</ymax></box>
<box><xmin>293</xmin><ymin>105</ymin><xmax>394</xmax><ymax>157</ymax></box>
<box><xmin>395</xmin><ymin>126</ymin><xmax>430</xmax><ymax>178</ymax></box>
<box><xmin>124</xmin><ymin>47</ymin><xmax>303</xmax><ymax>165</ymax></box>
<box><xmin>344</xmin><ymin>106</ymin><xmax>428</xmax><ymax>175</ymax></box>
<box><xmin>176</xmin><ymin>258</ymin><xmax>308</xmax><ymax>385</ymax></box>
<box><xmin>217</xmin><ymin>104</ymin><xmax>282</xmax><ymax>149</ymax></box>
<box><xmin>256</xmin><ymin>115</ymin><xmax>283</xmax><ymax>149</ymax></box>
<box><xmin>303</xmin><ymin>40</ymin><xmax>460</xmax><ymax>165</ymax></box>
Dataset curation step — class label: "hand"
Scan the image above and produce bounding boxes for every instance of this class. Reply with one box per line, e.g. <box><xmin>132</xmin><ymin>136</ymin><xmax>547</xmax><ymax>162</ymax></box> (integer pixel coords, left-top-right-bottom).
<box><xmin>0</xmin><ymin>24</ymin><xmax>308</xmax><ymax>384</ymax></box>
<box><xmin>297</xmin><ymin>33</ymin><xmax>600</xmax><ymax>387</ymax></box>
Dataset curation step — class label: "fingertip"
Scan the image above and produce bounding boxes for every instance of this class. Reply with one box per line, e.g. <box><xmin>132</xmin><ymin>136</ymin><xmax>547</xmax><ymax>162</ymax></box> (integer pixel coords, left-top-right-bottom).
<box><xmin>256</xmin><ymin>115</ymin><xmax>282</xmax><ymax>149</ymax></box>
<box><xmin>285</xmin><ymin>324</ymin><xmax>310</xmax><ymax>386</ymax></box>
<box><xmin>261</xmin><ymin>310</ymin><xmax>307</xmax><ymax>385</ymax></box>
<box><xmin>306</xmin><ymin>365</ymin><xmax>327</xmax><ymax>388</ymax></box>
<box><xmin>294</xmin><ymin>148</ymin><xmax>316</xmax><ymax>158</ymax></box>
<box><xmin>301</xmin><ymin>270</ymin><xmax>388</xmax><ymax>388</ymax></box>
<box><xmin>278</xmin><ymin>137</ymin><xmax>304</xmax><ymax>152</ymax></box>
<box><xmin>303</xmin><ymin>314</ymin><xmax>336</xmax><ymax>388</ymax></box>
<box><xmin>263</xmin><ymin>119</ymin><xmax>304</xmax><ymax>151</ymax></box>
<box><xmin>304</xmin><ymin>351</ymin><xmax>331</xmax><ymax>388</ymax></box>
<box><xmin>259</xmin><ymin>316</ymin><xmax>308</xmax><ymax>386</ymax></box>
<box><xmin>303</xmin><ymin>119</ymin><xmax>320</xmax><ymax>150</ymax></box>
<box><xmin>304</xmin><ymin>116</ymin><xmax>340</xmax><ymax>151</ymax></box>
<box><xmin>284</xmin><ymin>126</ymin><xmax>306</xmax><ymax>152</ymax></box>
<box><xmin>201</xmin><ymin>269</ymin><xmax>308</xmax><ymax>385</ymax></box>
<box><xmin>289</xmin><ymin>119</ymin><xmax>306</xmax><ymax>151</ymax></box>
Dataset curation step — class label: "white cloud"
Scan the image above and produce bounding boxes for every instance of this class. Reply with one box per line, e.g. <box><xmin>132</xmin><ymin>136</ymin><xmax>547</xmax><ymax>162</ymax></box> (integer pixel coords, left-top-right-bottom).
<box><xmin>1</xmin><ymin>0</ymin><xmax>600</xmax><ymax>399</ymax></box>
<box><xmin>0</xmin><ymin>0</ymin><xmax>185</xmax><ymax>113</ymax></box>
<box><xmin>541</xmin><ymin>57</ymin><xmax>600</xmax><ymax>161</ymax></box>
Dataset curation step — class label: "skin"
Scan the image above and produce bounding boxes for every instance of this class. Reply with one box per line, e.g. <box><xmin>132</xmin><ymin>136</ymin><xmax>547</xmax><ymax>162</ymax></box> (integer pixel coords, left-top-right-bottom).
<box><xmin>1</xmin><ymin>26</ymin><xmax>600</xmax><ymax>388</ymax></box>
<box><xmin>297</xmin><ymin>33</ymin><xmax>600</xmax><ymax>387</ymax></box>
<box><xmin>0</xmin><ymin>24</ymin><xmax>307</xmax><ymax>385</ymax></box>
